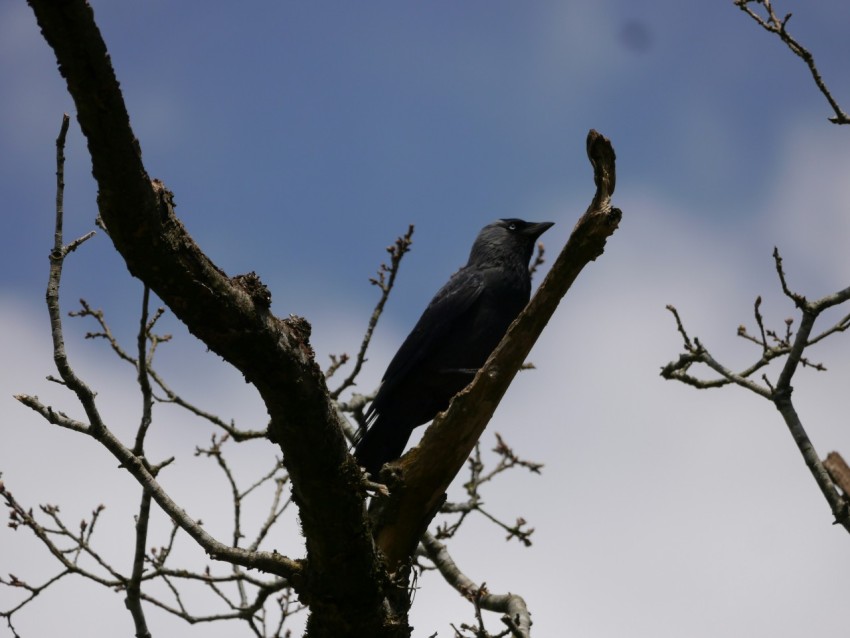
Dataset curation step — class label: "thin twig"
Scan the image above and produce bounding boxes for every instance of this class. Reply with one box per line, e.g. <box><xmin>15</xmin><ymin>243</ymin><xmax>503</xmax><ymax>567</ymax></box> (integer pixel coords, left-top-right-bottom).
<box><xmin>662</xmin><ymin>248</ymin><xmax>850</xmax><ymax>532</ymax></box>
<box><xmin>528</xmin><ymin>242</ymin><xmax>546</xmax><ymax>280</ymax></box>
<box><xmin>420</xmin><ymin>532</ymin><xmax>531</xmax><ymax>638</ymax></box>
<box><xmin>132</xmin><ymin>286</ymin><xmax>155</xmax><ymax>455</ymax></box>
<box><xmin>330</xmin><ymin>225</ymin><xmax>414</xmax><ymax>399</ymax></box>
<box><xmin>70</xmin><ymin>298</ymin><xmax>267</xmax><ymax>441</ymax></box>
<box><xmin>734</xmin><ymin>0</ymin><xmax>850</xmax><ymax>125</ymax></box>
<box><xmin>126</xmin><ymin>490</ymin><xmax>153</xmax><ymax>638</ymax></box>
<box><xmin>437</xmin><ymin>437</ymin><xmax>540</xmax><ymax>546</ymax></box>
<box><xmin>16</xmin><ymin>390</ymin><xmax>301</xmax><ymax>578</ymax></box>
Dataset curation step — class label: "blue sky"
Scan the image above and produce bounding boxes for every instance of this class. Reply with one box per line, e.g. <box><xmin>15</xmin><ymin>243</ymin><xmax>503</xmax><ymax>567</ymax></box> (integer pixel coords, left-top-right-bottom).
<box><xmin>2</xmin><ymin>2</ymin><xmax>850</xmax><ymax>637</ymax></box>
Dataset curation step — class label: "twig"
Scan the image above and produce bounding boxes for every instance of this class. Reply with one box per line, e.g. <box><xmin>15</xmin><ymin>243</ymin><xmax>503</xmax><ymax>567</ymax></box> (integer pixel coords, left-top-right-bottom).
<box><xmin>128</xmin><ymin>301</ymin><xmax>177</xmax><ymax>626</ymax></box>
<box><xmin>662</xmin><ymin>249</ymin><xmax>850</xmax><ymax>532</ymax></box>
<box><xmin>331</xmin><ymin>225</ymin><xmax>414</xmax><ymax>399</ymax></box>
<box><xmin>662</xmin><ymin>304</ymin><xmax>783</xmax><ymax>396</ymax></box>
<box><xmin>420</xmin><ymin>532</ymin><xmax>531</xmax><ymax>638</ymax></box>
<box><xmin>47</xmin><ymin>115</ymin><xmax>98</xmax><ymax>431</ymax></box>
<box><xmin>127</xmin><ymin>490</ymin><xmax>153</xmax><ymax>638</ymax></box>
<box><xmin>1</xmin><ymin>484</ymin><xmax>119</xmax><ymax>613</ymax></box>
<box><xmin>249</xmin><ymin>474</ymin><xmax>292</xmax><ymax>553</ymax></box>
<box><xmin>324</xmin><ymin>353</ymin><xmax>350</xmax><ymax>380</ymax></box>
<box><xmin>195</xmin><ymin>435</ymin><xmax>291</xmax><ymax>553</ymax></box>
<box><xmin>527</xmin><ymin>242</ymin><xmax>546</xmax><ymax>280</ymax></box>
<box><xmin>17</xmin><ymin>149</ymin><xmax>302</xmax><ymax>577</ymax></box>
<box><xmin>734</xmin><ymin>0</ymin><xmax>849</xmax><ymax>125</ymax></box>
<box><xmin>70</xmin><ymin>298</ymin><xmax>267</xmax><ymax>441</ymax></box>
<box><xmin>10</xmin><ymin>114</ymin><xmax>304</xmax><ymax>638</ymax></box>
<box><xmin>132</xmin><ymin>286</ymin><xmax>155</xmax><ymax>456</ymax></box>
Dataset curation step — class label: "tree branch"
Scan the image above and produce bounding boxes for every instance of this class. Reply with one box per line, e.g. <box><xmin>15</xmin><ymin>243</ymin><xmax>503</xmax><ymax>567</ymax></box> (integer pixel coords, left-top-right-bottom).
<box><xmin>126</xmin><ymin>286</ymin><xmax>155</xmax><ymax>637</ymax></box>
<box><xmin>27</xmin><ymin>2</ymin><xmax>391</xmax><ymax>633</ymax></box>
<box><xmin>421</xmin><ymin>532</ymin><xmax>531</xmax><ymax>638</ymax></box>
<box><xmin>375</xmin><ymin>130</ymin><xmax>620</xmax><ymax>569</ymax></box>
<box><xmin>29</xmin><ymin>111</ymin><xmax>307</xmax><ymax>582</ymax></box>
<box><xmin>16</xmin><ymin>394</ymin><xmax>303</xmax><ymax>578</ymax></box>
<box><xmin>734</xmin><ymin>0</ymin><xmax>849</xmax><ymax>125</ymax></box>
<box><xmin>662</xmin><ymin>249</ymin><xmax>850</xmax><ymax>532</ymax></box>
<box><xmin>330</xmin><ymin>225</ymin><xmax>414</xmax><ymax>399</ymax></box>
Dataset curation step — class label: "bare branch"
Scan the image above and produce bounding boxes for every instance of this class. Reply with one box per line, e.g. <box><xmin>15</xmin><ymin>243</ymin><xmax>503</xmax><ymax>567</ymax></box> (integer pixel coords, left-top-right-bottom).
<box><xmin>324</xmin><ymin>353</ymin><xmax>350</xmax><ymax>380</ymax></box>
<box><xmin>769</xmin><ymin>266</ymin><xmax>850</xmax><ymax>530</ymax></box>
<box><xmin>421</xmin><ymin>532</ymin><xmax>531</xmax><ymax>638</ymax></box>
<box><xmin>26</xmin><ymin>4</ymin><xmax>387</xmax><ymax>630</ymax></box>
<box><xmin>16</xmin><ymin>393</ymin><xmax>302</xmax><ymax>577</ymax></box>
<box><xmin>133</xmin><ymin>286</ymin><xmax>155</xmax><ymax>455</ymax></box>
<box><xmin>1</xmin><ymin>483</ymin><xmax>121</xmax><ymax>621</ymax></box>
<box><xmin>375</xmin><ymin>130</ymin><xmax>620</xmax><ymax>570</ymax></box>
<box><xmin>70</xmin><ymin>297</ymin><xmax>267</xmax><ymax>441</ymax></box>
<box><xmin>806</xmin><ymin>312</ymin><xmax>850</xmax><ymax>346</ymax></box>
<box><xmin>527</xmin><ymin>241</ymin><xmax>546</xmax><ymax>280</ymax></box>
<box><xmin>663</xmin><ymin>248</ymin><xmax>850</xmax><ymax>532</ymax></box>
<box><xmin>14</xmin><ymin>125</ymin><xmax>304</xmax><ymax>580</ymax></box>
<box><xmin>734</xmin><ymin>0</ymin><xmax>850</xmax><ymax>125</ymax></box>
<box><xmin>662</xmin><ymin>305</ymin><xmax>781</xmax><ymax>397</ymax></box>
<box><xmin>248</xmin><ymin>474</ymin><xmax>292</xmax><ymax>553</ymax></box>
<box><xmin>3</xmin><ymin>468</ymin><xmax>302</xmax><ymax>636</ymax></box>
<box><xmin>195</xmin><ymin>434</ymin><xmax>292</xmax><ymax>556</ymax></box>
<box><xmin>773</xmin><ymin>247</ymin><xmax>806</xmax><ymax>308</ymax></box>
<box><xmin>771</xmin><ymin>384</ymin><xmax>850</xmax><ymax>531</ymax></box>
<box><xmin>436</xmin><ymin>437</ymin><xmax>541</xmax><ymax>546</ymax></box>
<box><xmin>666</xmin><ymin>304</ymin><xmax>694</xmax><ymax>351</ymax></box>
<box><xmin>331</xmin><ymin>225</ymin><xmax>414</xmax><ymax>399</ymax></box>
<box><xmin>151</xmin><ymin>373</ymin><xmax>267</xmax><ymax>441</ymax></box>
<box><xmin>126</xmin><ymin>489</ymin><xmax>153</xmax><ymax>638</ymax></box>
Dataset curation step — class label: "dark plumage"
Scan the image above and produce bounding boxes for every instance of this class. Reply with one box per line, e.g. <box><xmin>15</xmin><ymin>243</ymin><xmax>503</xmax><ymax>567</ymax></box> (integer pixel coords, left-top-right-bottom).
<box><xmin>354</xmin><ymin>218</ymin><xmax>554</xmax><ymax>476</ymax></box>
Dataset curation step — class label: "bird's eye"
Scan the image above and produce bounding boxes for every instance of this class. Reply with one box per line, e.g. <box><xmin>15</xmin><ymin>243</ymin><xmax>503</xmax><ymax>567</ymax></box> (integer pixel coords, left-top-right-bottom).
<box><xmin>507</xmin><ymin>223</ymin><xmax>517</xmax><ymax>231</ymax></box>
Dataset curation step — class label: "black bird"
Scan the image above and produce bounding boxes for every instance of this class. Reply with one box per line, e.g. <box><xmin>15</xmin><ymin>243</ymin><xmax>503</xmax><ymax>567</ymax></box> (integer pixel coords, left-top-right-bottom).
<box><xmin>354</xmin><ymin>218</ymin><xmax>554</xmax><ymax>476</ymax></box>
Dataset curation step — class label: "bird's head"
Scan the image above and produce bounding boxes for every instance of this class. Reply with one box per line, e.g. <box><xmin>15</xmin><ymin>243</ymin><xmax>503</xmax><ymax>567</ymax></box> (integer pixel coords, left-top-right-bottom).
<box><xmin>468</xmin><ymin>218</ymin><xmax>554</xmax><ymax>268</ymax></box>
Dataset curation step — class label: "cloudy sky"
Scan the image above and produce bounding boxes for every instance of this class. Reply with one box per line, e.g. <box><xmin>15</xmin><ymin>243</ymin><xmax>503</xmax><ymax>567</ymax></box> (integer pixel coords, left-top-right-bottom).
<box><xmin>2</xmin><ymin>1</ymin><xmax>850</xmax><ymax>636</ymax></box>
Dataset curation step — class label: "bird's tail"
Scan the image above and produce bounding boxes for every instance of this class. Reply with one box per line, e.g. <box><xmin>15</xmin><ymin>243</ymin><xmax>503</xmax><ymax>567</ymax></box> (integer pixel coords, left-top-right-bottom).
<box><xmin>353</xmin><ymin>417</ymin><xmax>413</xmax><ymax>478</ymax></box>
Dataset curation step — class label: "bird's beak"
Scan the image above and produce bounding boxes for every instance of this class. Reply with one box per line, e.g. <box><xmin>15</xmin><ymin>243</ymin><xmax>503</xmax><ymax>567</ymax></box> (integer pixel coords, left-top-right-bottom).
<box><xmin>524</xmin><ymin>221</ymin><xmax>554</xmax><ymax>240</ymax></box>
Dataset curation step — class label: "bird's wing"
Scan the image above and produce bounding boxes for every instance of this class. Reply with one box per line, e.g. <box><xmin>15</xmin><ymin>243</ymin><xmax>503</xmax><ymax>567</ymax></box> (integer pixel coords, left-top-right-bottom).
<box><xmin>369</xmin><ymin>266</ymin><xmax>484</xmax><ymax>414</ymax></box>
